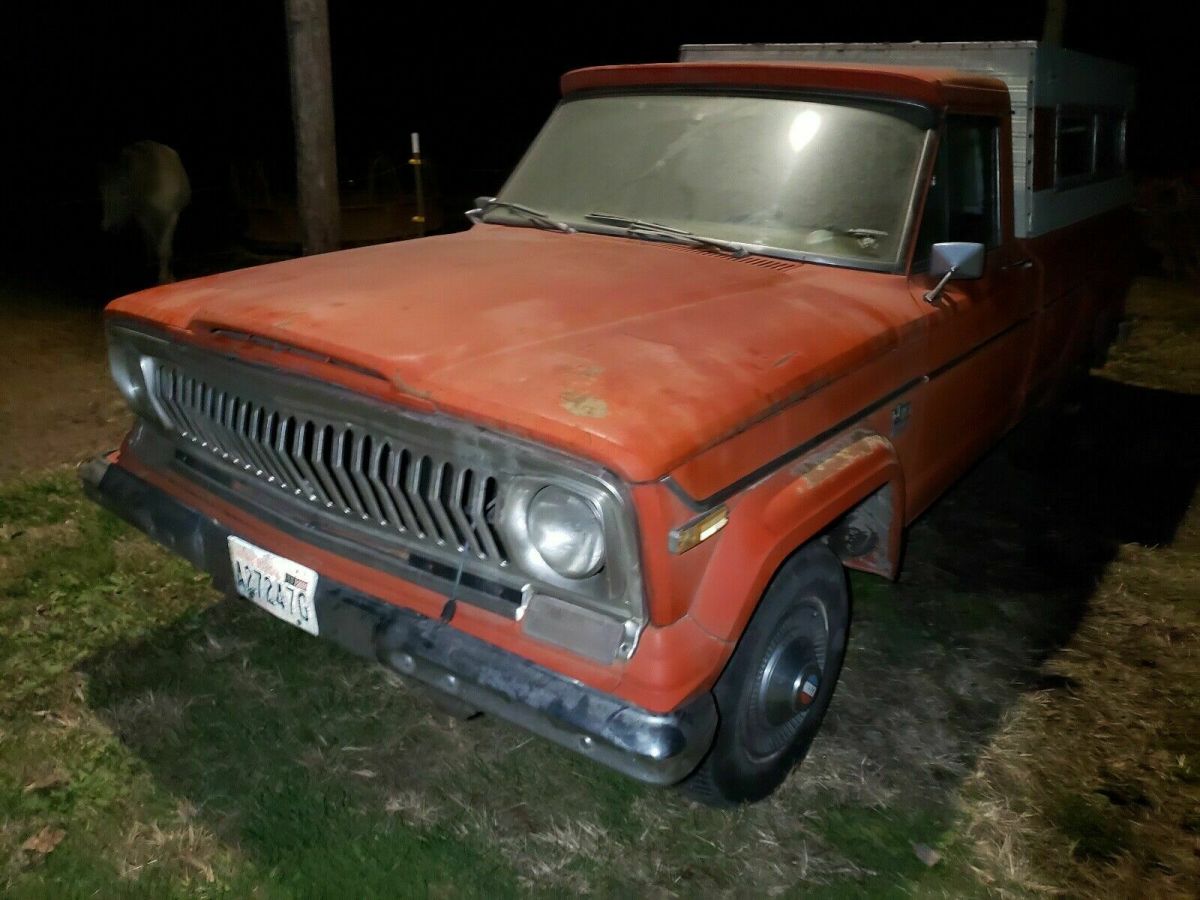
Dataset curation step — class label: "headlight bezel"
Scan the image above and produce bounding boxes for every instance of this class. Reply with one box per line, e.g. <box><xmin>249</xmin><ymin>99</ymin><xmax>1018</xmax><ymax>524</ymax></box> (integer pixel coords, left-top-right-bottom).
<box><xmin>107</xmin><ymin>331</ymin><xmax>170</xmax><ymax>426</ymax></box>
<box><xmin>498</xmin><ymin>475</ymin><xmax>635</xmax><ymax>612</ymax></box>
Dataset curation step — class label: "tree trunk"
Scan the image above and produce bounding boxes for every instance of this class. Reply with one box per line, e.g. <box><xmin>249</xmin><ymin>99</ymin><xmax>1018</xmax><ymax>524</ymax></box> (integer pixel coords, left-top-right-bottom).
<box><xmin>284</xmin><ymin>0</ymin><xmax>339</xmax><ymax>254</ymax></box>
<box><xmin>1042</xmin><ymin>0</ymin><xmax>1067</xmax><ymax>45</ymax></box>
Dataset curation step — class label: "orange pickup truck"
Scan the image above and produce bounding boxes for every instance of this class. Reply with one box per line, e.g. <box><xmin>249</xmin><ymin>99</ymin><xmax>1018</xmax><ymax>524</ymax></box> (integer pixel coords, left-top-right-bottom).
<box><xmin>84</xmin><ymin>42</ymin><xmax>1135</xmax><ymax>804</ymax></box>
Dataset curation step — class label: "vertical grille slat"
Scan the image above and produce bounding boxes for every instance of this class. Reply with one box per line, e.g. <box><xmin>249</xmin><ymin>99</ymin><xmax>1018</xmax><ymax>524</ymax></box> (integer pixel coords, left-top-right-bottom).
<box><xmin>241</xmin><ymin>405</ymin><xmax>277</xmax><ymax>479</ymax></box>
<box><xmin>199</xmin><ymin>384</ymin><xmax>223</xmax><ymax>446</ymax></box>
<box><xmin>313</xmin><ymin>424</ymin><xmax>351</xmax><ymax>510</ymax></box>
<box><xmin>173</xmin><ymin>373</ymin><xmax>200</xmax><ymax>438</ymax></box>
<box><xmin>147</xmin><ymin>360</ymin><xmax>511</xmax><ymax>566</ymax></box>
<box><xmin>329</xmin><ymin>428</ymin><xmax>368</xmax><ymax>517</ymax></box>
<box><xmin>449</xmin><ymin>468</ymin><xmax>486</xmax><ymax>559</ymax></box>
<box><xmin>291</xmin><ymin>420</ymin><xmax>333</xmax><ymax>505</ymax></box>
<box><xmin>428</xmin><ymin>461</ymin><xmax>464</xmax><ymax>550</ymax></box>
<box><xmin>184</xmin><ymin>377</ymin><xmax>216</xmax><ymax>446</ymax></box>
<box><xmin>366</xmin><ymin>440</ymin><xmax>405</xmax><ymax>530</ymax></box>
<box><xmin>468</xmin><ymin>474</ymin><xmax>504</xmax><ymax>561</ymax></box>
<box><xmin>159</xmin><ymin>367</ymin><xmax>197</xmax><ymax>439</ymax></box>
<box><xmin>220</xmin><ymin>396</ymin><xmax>248</xmax><ymax>463</ymax></box>
<box><xmin>265</xmin><ymin>412</ymin><xmax>306</xmax><ymax>489</ymax></box>
<box><xmin>194</xmin><ymin>381</ymin><xmax>223</xmax><ymax>447</ymax></box>
<box><xmin>309</xmin><ymin>425</ymin><xmax>337</xmax><ymax>507</ymax></box>
<box><xmin>348</xmin><ymin>433</ymin><xmax>386</xmax><ymax>523</ymax></box>
<box><xmin>405</xmin><ymin>454</ymin><xmax>442</xmax><ymax>542</ymax></box>
<box><xmin>383</xmin><ymin>446</ymin><xmax>422</xmax><ymax>535</ymax></box>
<box><xmin>225</xmin><ymin>398</ymin><xmax>261</xmax><ymax>470</ymax></box>
<box><xmin>201</xmin><ymin>384</ymin><xmax>217</xmax><ymax>431</ymax></box>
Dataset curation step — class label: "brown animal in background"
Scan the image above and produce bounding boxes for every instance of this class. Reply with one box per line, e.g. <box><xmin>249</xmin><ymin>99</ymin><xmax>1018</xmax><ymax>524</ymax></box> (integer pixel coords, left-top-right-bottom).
<box><xmin>100</xmin><ymin>141</ymin><xmax>191</xmax><ymax>283</ymax></box>
<box><xmin>1136</xmin><ymin>174</ymin><xmax>1200</xmax><ymax>282</ymax></box>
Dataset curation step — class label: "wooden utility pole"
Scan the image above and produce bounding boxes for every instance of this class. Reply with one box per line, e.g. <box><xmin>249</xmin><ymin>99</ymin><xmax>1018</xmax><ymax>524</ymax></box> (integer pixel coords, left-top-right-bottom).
<box><xmin>284</xmin><ymin>0</ymin><xmax>339</xmax><ymax>254</ymax></box>
<box><xmin>1042</xmin><ymin>0</ymin><xmax>1067</xmax><ymax>45</ymax></box>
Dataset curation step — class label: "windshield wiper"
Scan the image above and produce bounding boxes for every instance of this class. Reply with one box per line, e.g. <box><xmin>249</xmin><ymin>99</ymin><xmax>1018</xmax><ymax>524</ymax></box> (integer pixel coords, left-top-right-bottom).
<box><xmin>821</xmin><ymin>226</ymin><xmax>888</xmax><ymax>239</ymax></box>
<box><xmin>584</xmin><ymin>212</ymin><xmax>749</xmax><ymax>257</ymax></box>
<box><xmin>808</xmin><ymin>225</ymin><xmax>888</xmax><ymax>250</ymax></box>
<box><xmin>468</xmin><ymin>199</ymin><xmax>574</xmax><ymax>233</ymax></box>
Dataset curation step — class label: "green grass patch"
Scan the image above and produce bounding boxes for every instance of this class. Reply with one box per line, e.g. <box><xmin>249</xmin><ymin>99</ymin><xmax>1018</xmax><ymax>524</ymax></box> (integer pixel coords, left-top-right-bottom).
<box><xmin>800</xmin><ymin>804</ymin><xmax>989</xmax><ymax>899</ymax></box>
<box><xmin>0</xmin><ymin>475</ymin><xmax>81</xmax><ymax>529</ymax></box>
<box><xmin>1</xmin><ymin>474</ymin><xmax>526</xmax><ymax>896</ymax></box>
<box><xmin>1050</xmin><ymin>793</ymin><xmax>1134</xmax><ymax>862</ymax></box>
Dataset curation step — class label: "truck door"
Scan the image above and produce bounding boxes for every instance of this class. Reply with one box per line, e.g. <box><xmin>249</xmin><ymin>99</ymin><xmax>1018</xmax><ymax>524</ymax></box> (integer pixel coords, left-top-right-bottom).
<box><xmin>905</xmin><ymin>114</ymin><xmax>1038</xmax><ymax>514</ymax></box>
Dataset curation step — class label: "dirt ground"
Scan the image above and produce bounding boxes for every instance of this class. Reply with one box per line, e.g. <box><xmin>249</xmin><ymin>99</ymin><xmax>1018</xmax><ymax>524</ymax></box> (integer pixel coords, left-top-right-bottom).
<box><xmin>0</xmin><ymin>276</ymin><xmax>127</xmax><ymax>480</ymax></box>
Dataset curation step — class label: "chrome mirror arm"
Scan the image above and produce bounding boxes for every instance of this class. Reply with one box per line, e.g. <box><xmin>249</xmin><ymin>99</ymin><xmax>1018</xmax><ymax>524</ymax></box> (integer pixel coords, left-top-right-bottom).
<box><xmin>923</xmin><ymin>265</ymin><xmax>958</xmax><ymax>304</ymax></box>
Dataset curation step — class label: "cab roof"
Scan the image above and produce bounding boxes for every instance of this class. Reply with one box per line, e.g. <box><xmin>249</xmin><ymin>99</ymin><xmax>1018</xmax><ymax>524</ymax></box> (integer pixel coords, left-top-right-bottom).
<box><xmin>561</xmin><ymin>61</ymin><xmax>1010</xmax><ymax>114</ymax></box>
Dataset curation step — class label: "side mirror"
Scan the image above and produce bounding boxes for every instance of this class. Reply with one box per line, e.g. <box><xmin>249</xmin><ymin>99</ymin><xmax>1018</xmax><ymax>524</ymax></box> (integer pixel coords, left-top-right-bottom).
<box><xmin>466</xmin><ymin>196</ymin><xmax>496</xmax><ymax>225</ymax></box>
<box><xmin>924</xmin><ymin>241</ymin><xmax>985</xmax><ymax>304</ymax></box>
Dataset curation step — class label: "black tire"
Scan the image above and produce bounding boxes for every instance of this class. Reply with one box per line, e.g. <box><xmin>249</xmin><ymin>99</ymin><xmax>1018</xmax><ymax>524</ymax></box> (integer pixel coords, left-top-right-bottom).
<box><xmin>682</xmin><ymin>543</ymin><xmax>850</xmax><ymax>806</ymax></box>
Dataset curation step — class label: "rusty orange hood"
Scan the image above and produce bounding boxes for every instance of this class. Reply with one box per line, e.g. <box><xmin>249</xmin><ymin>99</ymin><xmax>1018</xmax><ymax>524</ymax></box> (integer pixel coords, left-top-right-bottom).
<box><xmin>108</xmin><ymin>225</ymin><xmax>914</xmax><ymax>482</ymax></box>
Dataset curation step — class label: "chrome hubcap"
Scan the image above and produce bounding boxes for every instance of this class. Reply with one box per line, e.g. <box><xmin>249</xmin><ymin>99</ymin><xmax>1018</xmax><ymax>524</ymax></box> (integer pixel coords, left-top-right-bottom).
<box><xmin>758</xmin><ymin>638</ymin><xmax>823</xmax><ymax>726</ymax></box>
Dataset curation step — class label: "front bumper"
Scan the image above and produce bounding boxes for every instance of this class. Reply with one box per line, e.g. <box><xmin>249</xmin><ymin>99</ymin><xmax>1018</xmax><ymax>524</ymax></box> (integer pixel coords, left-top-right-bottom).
<box><xmin>80</xmin><ymin>456</ymin><xmax>717</xmax><ymax>785</ymax></box>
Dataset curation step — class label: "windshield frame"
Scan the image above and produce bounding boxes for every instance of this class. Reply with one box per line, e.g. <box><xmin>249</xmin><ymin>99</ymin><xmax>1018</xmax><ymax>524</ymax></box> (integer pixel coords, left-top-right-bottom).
<box><xmin>488</xmin><ymin>87</ymin><xmax>939</xmax><ymax>274</ymax></box>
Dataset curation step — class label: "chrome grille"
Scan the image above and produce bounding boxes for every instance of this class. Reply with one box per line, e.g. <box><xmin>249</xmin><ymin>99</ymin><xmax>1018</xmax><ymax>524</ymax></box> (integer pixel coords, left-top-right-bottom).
<box><xmin>149</xmin><ymin>362</ymin><xmax>508</xmax><ymax>564</ymax></box>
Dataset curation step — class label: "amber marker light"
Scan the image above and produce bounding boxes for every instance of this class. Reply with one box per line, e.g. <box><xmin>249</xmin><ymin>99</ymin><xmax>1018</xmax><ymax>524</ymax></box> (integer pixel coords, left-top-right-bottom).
<box><xmin>668</xmin><ymin>505</ymin><xmax>730</xmax><ymax>554</ymax></box>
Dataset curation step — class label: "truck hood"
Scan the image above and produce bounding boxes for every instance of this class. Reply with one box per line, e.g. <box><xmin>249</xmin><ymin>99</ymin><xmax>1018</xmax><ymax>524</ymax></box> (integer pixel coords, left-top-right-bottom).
<box><xmin>109</xmin><ymin>225</ymin><xmax>914</xmax><ymax>482</ymax></box>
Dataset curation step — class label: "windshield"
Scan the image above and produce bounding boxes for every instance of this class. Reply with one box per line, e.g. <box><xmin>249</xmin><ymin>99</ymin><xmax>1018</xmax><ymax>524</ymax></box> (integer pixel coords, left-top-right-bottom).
<box><xmin>490</xmin><ymin>92</ymin><xmax>931</xmax><ymax>267</ymax></box>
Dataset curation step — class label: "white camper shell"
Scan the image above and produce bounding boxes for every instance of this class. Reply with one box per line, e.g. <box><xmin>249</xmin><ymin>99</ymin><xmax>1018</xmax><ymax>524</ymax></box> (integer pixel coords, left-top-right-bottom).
<box><xmin>679</xmin><ymin>42</ymin><xmax>1135</xmax><ymax>239</ymax></box>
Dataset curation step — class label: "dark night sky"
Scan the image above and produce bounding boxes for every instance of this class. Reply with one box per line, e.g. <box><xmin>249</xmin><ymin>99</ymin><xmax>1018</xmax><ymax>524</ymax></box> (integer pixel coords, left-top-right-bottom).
<box><xmin>2</xmin><ymin>1</ymin><xmax>1190</xmax><ymax>267</ymax></box>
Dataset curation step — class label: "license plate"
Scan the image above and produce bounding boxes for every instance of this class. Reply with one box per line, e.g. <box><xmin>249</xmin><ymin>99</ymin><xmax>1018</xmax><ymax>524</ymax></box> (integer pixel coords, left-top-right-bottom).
<box><xmin>228</xmin><ymin>536</ymin><xmax>319</xmax><ymax>636</ymax></box>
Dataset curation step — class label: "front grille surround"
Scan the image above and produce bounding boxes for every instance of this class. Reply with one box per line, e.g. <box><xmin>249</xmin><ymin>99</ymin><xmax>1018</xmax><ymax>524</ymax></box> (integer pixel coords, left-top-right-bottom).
<box><xmin>107</xmin><ymin>321</ymin><xmax>645</xmax><ymax>644</ymax></box>
<box><xmin>151</xmin><ymin>359</ymin><xmax>511</xmax><ymax>567</ymax></box>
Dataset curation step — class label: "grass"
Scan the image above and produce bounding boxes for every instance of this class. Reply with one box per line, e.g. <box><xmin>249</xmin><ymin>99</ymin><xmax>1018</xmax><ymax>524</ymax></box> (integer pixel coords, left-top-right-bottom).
<box><xmin>1</xmin><ymin>277</ymin><xmax>1198</xmax><ymax>896</ymax></box>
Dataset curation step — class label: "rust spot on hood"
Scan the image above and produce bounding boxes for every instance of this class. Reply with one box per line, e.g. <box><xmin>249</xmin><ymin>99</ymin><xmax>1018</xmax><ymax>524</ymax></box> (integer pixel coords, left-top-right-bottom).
<box><xmin>561</xmin><ymin>390</ymin><xmax>608</xmax><ymax>418</ymax></box>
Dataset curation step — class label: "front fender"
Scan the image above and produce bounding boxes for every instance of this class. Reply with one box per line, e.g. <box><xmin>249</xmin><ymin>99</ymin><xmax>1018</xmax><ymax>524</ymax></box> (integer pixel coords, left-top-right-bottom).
<box><xmin>686</xmin><ymin>431</ymin><xmax>905</xmax><ymax>643</ymax></box>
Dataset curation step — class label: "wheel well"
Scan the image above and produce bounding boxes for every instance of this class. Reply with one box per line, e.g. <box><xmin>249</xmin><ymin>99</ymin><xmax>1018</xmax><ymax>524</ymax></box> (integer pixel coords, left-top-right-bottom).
<box><xmin>823</xmin><ymin>482</ymin><xmax>898</xmax><ymax>578</ymax></box>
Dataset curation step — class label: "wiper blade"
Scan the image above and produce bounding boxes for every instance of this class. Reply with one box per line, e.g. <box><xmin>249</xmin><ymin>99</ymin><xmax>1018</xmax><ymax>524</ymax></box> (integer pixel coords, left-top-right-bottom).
<box><xmin>469</xmin><ymin>200</ymin><xmax>574</xmax><ymax>233</ymax></box>
<box><xmin>585</xmin><ymin>212</ymin><xmax>749</xmax><ymax>257</ymax></box>
<box><xmin>809</xmin><ymin>225</ymin><xmax>888</xmax><ymax>250</ymax></box>
<box><xmin>828</xmin><ymin>226</ymin><xmax>888</xmax><ymax>238</ymax></box>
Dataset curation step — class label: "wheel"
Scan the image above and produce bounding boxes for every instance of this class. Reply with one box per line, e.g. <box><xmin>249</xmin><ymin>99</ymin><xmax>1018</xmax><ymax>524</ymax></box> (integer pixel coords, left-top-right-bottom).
<box><xmin>682</xmin><ymin>542</ymin><xmax>850</xmax><ymax>806</ymax></box>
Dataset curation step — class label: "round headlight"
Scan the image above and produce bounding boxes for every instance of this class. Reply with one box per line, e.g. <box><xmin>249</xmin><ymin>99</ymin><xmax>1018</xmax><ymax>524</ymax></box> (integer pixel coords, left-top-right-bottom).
<box><xmin>526</xmin><ymin>485</ymin><xmax>605</xmax><ymax>579</ymax></box>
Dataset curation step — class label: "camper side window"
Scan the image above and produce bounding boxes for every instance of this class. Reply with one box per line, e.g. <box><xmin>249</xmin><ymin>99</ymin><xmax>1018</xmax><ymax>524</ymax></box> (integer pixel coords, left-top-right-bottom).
<box><xmin>1093</xmin><ymin>112</ymin><xmax>1127</xmax><ymax>178</ymax></box>
<box><xmin>1055</xmin><ymin>107</ymin><xmax>1127</xmax><ymax>188</ymax></box>
<box><xmin>913</xmin><ymin>116</ymin><xmax>1001</xmax><ymax>269</ymax></box>
<box><xmin>1056</xmin><ymin>111</ymin><xmax>1094</xmax><ymax>182</ymax></box>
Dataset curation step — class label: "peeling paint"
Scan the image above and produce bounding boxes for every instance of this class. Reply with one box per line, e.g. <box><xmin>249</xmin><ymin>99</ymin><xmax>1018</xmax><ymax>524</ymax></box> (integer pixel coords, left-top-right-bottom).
<box><xmin>561</xmin><ymin>391</ymin><xmax>608</xmax><ymax>418</ymax></box>
<box><xmin>391</xmin><ymin>376</ymin><xmax>433</xmax><ymax>400</ymax></box>
<box><xmin>795</xmin><ymin>433</ymin><xmax>889</xmax><ymax>488</ymax></box>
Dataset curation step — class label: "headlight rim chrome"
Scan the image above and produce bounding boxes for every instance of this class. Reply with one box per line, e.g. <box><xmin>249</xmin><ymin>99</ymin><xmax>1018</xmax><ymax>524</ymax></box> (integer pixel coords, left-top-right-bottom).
<box><xmin>107</xmin><ymin>330</ymin><xmax>171</xmax><ymax>427</ymax></box>
<box><xmin>499</xmin><ymin>475</ymin><xmax>630</xmax><ymax>604</ymax></box>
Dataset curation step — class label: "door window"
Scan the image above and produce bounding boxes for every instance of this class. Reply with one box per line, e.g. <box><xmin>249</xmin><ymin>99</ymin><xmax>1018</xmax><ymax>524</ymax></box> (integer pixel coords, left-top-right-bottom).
<box><xmin>913</xmin><ymin>116</ymin><xmax>1001</xmax><ymax>268</ymax></box>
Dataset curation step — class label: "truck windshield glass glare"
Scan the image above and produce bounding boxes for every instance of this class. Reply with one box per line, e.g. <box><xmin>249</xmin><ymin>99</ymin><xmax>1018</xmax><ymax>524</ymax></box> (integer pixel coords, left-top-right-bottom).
<box><xmin>493</xmin><ymin>93</ymin><xmax>929</xmax><ymax>266</ymax></box>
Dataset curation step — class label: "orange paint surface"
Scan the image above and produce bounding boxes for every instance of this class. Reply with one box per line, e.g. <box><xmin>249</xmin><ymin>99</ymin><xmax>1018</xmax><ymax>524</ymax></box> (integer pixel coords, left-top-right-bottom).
<box><xmin>109</xmin><ymin>229</ymin><xmax>925</xmax><ymax>487</ymax></box>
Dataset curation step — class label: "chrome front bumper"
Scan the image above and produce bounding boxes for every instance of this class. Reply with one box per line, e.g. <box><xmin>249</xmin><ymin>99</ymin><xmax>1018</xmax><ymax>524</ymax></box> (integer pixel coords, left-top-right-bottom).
<box><xmin>80</xmin><ymin>455</ymin><xmax>717</xmax><ymax>785</ymax></box>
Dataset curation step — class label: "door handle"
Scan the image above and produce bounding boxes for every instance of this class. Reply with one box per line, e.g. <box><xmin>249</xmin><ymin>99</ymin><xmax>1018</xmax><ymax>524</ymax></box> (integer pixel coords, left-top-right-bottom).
<box><xmin>1001</xmin><ymin>258</ymin><xmax>1034</xmax><ymax>271</ymax></box>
